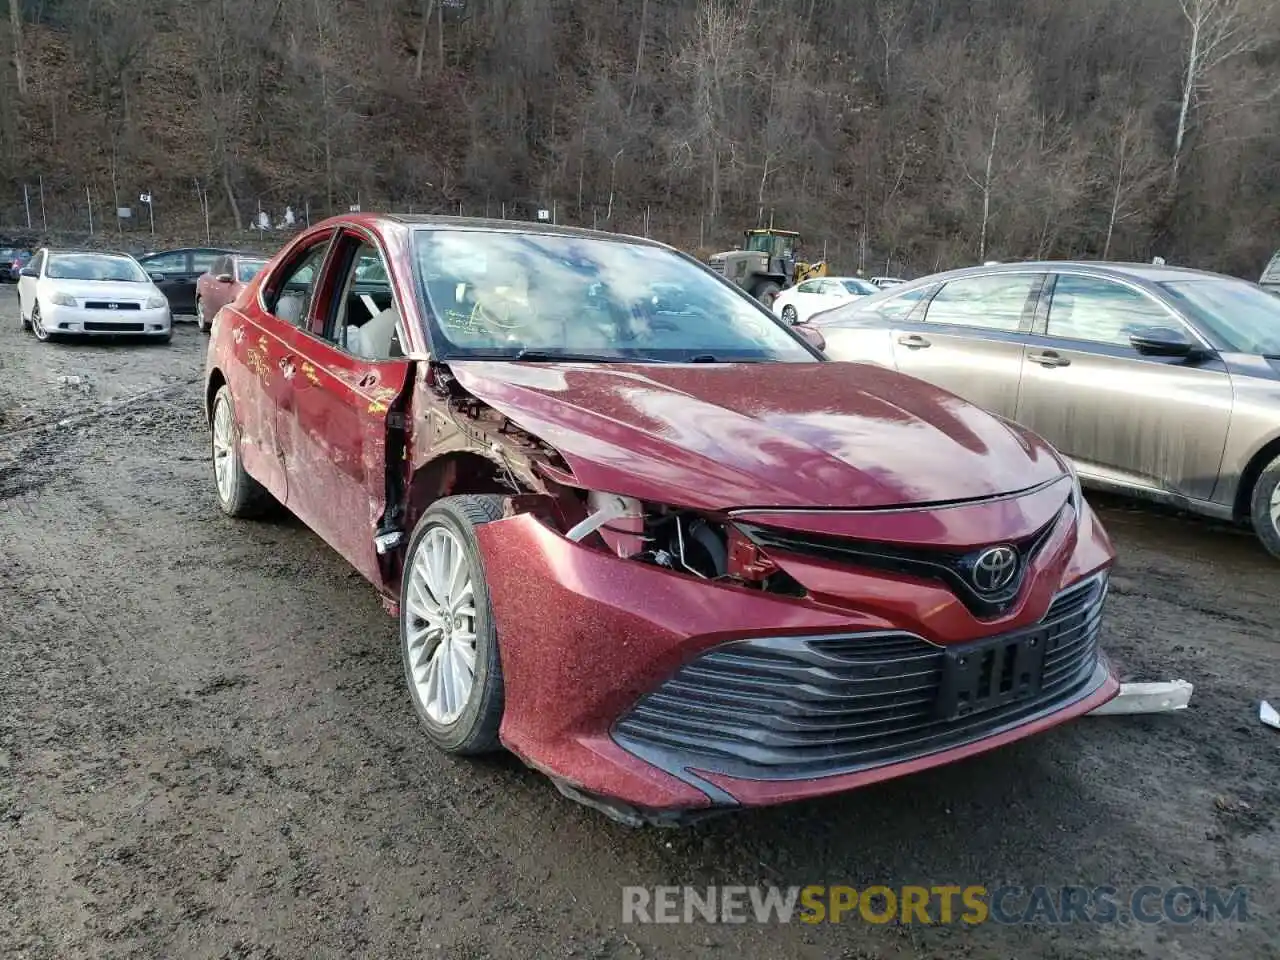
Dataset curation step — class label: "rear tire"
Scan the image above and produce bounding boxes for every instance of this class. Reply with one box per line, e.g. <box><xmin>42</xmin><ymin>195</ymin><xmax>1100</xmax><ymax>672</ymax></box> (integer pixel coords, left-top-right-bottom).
<box><xmin>1249</xmin><ymin>455</ymin><xmax>1280</xmax><ymax>560</ymax></box>
<box><xmin>400</xmin><ymin>494</ymin><xmax>506</xmax><ymax>756</ymax></box>
<box><xmin>752</xmin><ymin>281</ymin><xmax>782</xmax><ymax>309</ymax></box>
<box><xmin>210</xmin><ymin>386</ymin><xmax>272</xmax><ymax>518</ymax></box>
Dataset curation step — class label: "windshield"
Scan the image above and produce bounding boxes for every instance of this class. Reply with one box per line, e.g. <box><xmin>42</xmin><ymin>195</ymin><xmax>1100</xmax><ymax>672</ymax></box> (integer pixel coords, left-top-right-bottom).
<box><xmin>840</xmin><ymin>279</ymin><xmax>878</xmax><ymax>296</ymax></box>
<box><xmin>238</xmin><ymin>259</ymin><xmax>267</xmax><ymax>283</ymax></box>
<box><xmin>412</xmin><ymin>229</ymin><xmax>817</xmax><ymax>362</ymax></box>
<box><xmin>46</xmin><ymin>254</ymin><xmax>148</xmax><ymax>282</ymax></box>
<box><xmin>1159</xmin><ymin>279</ymin><xmax>1280</xmax><ymax>355</ymax></box>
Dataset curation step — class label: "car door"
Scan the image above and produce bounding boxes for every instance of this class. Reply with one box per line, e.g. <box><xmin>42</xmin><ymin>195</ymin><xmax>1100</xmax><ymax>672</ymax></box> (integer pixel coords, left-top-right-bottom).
<box><xmin>889</xmin><ymin>271</ymin><xmax>1045</xmax><ymax>418</ymax></box>
<box><xmin>17</xmin><ymin>249</ymin><xmax>45</xmax><ymax>320</ymax></box>
<box><xmin>1014</xmin><ymin>272</ymin><xmax>1233</xmax><ymax>502</ymax></box>
<box><xmin>229</xmin><ymin>234</ymin><xmax>336</xmax><ymax>503</ymax></box>
<box><xmin>789</xmin><ymin>279</ymin><xmax>828</xmax><ymax>321</ymax></box>
<box><xmin>185</xmin><ymin>249</ymin><xmax>227</xmax><ymax>314</ymax></box>
<box><xmin>138</xmin><ymin>250</ymin><xmax>191</xmax><ymax>311</ymax></box>
<box><xmin>202</xmin><ymin>255</ymin><xmax>234</xmax><ymax>316</ymax></box>
<box><xmin>273</xmin><ymin>227</ymin><xmax>412</xmax><ymax>587</ymax></box>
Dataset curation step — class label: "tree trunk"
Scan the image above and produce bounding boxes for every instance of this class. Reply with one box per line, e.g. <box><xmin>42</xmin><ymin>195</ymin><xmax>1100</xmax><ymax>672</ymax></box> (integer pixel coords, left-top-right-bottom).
<box><xmin>629</xmin><ymin>0</ymin><xmax>647</xmax><ymax>113</ymax></box>
<box><xmin>978</xmin><ymin>112</ymin><xmax>999</xmax><ymax>261</ymax></box>
<box><xmin>414</xmin><ymin>0</ymin><xmax>435</xmax><ymax>82</ymax></box>
<box><xmin>223</xmin><ymin>165</ymin><xmax>243</xmax><ymax>232</ymax></box>
<box><xmin>1174</xmin><ymin>14</ymin><xmax>1200</xmax><ymax>175</ymax></box>
<box><xmin>9</xmin><ymin>0</ymin><xmax>25</xmax><ymax>97</ymax></box>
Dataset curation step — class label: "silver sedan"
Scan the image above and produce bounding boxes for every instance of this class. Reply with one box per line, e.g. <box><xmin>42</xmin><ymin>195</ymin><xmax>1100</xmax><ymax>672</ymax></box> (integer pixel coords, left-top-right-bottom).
<box><xmin>813</xmin><ymin>260</ymin><xmax>1280</xmax><ymax>559</ymax></box>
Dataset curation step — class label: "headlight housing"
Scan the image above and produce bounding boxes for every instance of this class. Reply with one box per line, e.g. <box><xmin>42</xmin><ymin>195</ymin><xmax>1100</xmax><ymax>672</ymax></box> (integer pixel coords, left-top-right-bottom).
<box><xmin>1063</xmin><ymin>457</ymin><xmax>1085</xmax><ymax>522</ymax></box>
<box><xmin>48</xmin><ymin>292</ymin><xmax>76</xmax><ymax>307</ymax></box>
<box><xmin>145</xmin><ymin>295</ymin><xmax>168</xmax><ymax>309</ymax></box>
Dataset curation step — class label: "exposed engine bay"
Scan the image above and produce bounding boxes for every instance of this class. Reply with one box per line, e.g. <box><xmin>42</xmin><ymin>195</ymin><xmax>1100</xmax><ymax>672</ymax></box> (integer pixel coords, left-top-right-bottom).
<box><xmin>416</xmin><ymin>362</ymin><xmax>804</xmax><ymax>597</ymax></box>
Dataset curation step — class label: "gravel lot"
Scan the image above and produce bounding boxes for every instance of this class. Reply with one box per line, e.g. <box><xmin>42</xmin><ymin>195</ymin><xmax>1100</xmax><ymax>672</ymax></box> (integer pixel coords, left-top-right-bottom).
<box><xmin>0</xmin><ymin>285</ymin><xmax>1276</xmax><ymax>960</ymax></box>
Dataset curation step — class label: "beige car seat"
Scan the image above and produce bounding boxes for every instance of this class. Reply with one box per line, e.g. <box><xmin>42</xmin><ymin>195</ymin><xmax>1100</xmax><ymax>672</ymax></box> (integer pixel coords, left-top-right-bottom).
<box><xmin>358</xmin><ymin>306</ymin><xmax>401</xmax><ymax>359</ymax></box>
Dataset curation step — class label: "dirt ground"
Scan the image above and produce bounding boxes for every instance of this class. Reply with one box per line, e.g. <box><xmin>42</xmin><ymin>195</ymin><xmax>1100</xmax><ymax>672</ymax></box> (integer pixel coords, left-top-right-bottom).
<box><xmin>0</xmin><ymin>284</ymin><xmax>1276</xmax><ymax>960</ymax></box>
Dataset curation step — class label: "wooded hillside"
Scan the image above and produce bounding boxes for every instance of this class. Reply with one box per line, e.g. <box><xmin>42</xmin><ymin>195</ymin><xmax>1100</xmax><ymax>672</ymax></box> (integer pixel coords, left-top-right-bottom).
<box><xmin>1</xmin><ymin>0</ymin><xmax>1278</xmax><ymax>276</ymax></box>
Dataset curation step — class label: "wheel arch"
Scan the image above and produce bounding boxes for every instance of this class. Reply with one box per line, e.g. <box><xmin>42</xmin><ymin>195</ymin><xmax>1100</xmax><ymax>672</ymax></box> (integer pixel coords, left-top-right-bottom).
<box><xmin>1234</xmin><ymin>434</ymin><xmax>1280</xmax><ymax>522</ymax></box>
<box><xmin>205</xmin><ymin>368</ymin><xmax>227</xmax><ymax>426</ymax></box>
<box><xmin>406</xmin><ymin>451</ymin><xmax>525</xmax><ymax>532</ymax></box>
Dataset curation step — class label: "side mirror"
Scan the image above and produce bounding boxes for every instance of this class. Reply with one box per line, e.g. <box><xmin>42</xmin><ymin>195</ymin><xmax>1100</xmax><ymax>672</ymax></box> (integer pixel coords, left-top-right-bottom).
<box><xmin>796</xmin><ymin>324</ymin><xmax>826</xmax><ymax>352</ymax></box>
<box><xmin>215</xmin><ymin>273</ymin><xmax>233</xmax><ymax>283</ymax></box>
<box><xmin>1129</xmin><ymin>326</ymin><xmax>1198</xmax><ymax>358</ymax></box>
<box><xmin>19</xmin><ymin>266</ymin><xmax>37</xmax><ymax>278</ymax></box>
<box><xmin>149</xmin><ymin>272</ymin><xmax>165</xmax><ymax>283</ymax></box>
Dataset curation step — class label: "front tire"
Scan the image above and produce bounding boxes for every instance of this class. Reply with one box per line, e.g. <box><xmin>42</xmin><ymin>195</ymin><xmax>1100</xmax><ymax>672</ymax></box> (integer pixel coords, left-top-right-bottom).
<box><xmin>30</xmin><ymin>302</ymin><xmax>50</xmax><ymax>341</ymax></box>
<box><xmin>781</xmin><ymin>304</ymin><xmax>798</xmax><ymax>324</ymax></box>
<box><xmin>210</xmin><ymin>385</ymin><xmax>272</xmax><ymax>518</ymax></box>
<box><xmin>400</xmin><ymin>495</ymin><xmax>506</xmax><ymax>755</ymax></box>
<box><xmin>195</xmin><ymin>296</ymin><xmax>209</xmax><ymax>333</ymax></box>
<box><xmin>1249</xmin><ymin>455</ymin><xmax>1280</xmax><ymax>560</ymax></box>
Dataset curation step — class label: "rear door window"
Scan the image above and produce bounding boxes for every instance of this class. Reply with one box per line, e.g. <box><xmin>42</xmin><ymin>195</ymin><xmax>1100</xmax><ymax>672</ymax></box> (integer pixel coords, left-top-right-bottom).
<box><xmin>924</xmin><ymin>274</ymin><xmax>1043</xmax><ymax>332</ymax></box>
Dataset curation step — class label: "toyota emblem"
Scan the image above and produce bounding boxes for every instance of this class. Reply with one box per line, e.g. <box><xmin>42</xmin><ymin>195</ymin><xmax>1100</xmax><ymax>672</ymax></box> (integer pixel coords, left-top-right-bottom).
<box><xmin>971</xmin><ymin>545</ymin><xmax>1018</xmax><ymax>593</ymax></box>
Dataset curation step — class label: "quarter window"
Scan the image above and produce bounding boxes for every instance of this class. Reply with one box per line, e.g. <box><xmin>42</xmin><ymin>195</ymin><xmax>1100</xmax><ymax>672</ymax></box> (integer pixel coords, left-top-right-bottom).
<box><xmin>191</xmin><ymin>250</ymin><xmax>222</xmax><ymax>273</ymax></box>
<box><xmin>1047</xmin><ymin>275</ymin><xmax>1174</xmax><ymax>346</ymax></box>
<box><xmin>866</xmin><ymin>285</ymin><xmax>933</xmax><ymax>322</ymax></box>
<box><xmin>141</xmin><ymin>251</ymin><xmax>187</xmax><ymax>273</ymax></box>
<box><xmin>925</xmin><ymin>274</ymin><xmax>1042</xmax><ymax>332</ymax></box>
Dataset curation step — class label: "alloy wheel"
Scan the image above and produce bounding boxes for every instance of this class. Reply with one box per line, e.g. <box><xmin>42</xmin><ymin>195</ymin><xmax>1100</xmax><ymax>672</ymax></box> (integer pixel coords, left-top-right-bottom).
<box><xmin>1270</xmin><ymin>478</ymin><xmax>1280</xmax><ymax>536</ymax></box>
<box><xmin>404</xmin><ymin>526</ymin><xmax>478</xmax><ymax>725</ymax></box>
<box><xmin>211</xmin><ymin>396</ymin><xmax>236</xmax><ymax>504</ymax></box>
<box><xmin>31</xmin><ymin>304</ymin><xmax>48</xmax><ymax>341</ymax></box>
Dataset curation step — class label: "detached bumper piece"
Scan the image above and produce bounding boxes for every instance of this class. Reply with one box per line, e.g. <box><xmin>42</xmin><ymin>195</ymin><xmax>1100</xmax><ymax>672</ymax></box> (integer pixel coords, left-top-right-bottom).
<box><xmin>613</xmin><ymin>573</ymin><xmax>1108</xmax><ymax>784</ymax></box>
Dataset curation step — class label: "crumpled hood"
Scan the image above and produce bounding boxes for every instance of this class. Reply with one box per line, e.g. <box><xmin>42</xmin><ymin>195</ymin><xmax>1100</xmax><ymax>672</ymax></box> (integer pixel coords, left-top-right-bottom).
<box><xmin>446</xmin><ymin>360</ymin><xmax>1067</xmax><ymax>511</ymax></box>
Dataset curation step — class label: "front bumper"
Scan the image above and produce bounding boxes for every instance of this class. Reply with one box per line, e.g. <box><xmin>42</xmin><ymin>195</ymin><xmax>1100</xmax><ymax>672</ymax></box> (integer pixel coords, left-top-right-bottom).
<box><xmin>474</xmin><ymin>491</ymin><xmax>1118</xmax><ymax>820</ymax></box>
<box><xmin>41</xmin><ymin>302</ymin><xmax>171</xmax><ymax>336</ymax></box>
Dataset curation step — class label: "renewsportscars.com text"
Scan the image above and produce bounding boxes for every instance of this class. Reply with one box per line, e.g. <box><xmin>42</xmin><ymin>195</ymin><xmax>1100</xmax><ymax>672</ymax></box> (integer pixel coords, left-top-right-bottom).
<box><xmin>621</xmin><ymin>885</ymin><xmax>1249</xmax><ymax>926</ymax></box>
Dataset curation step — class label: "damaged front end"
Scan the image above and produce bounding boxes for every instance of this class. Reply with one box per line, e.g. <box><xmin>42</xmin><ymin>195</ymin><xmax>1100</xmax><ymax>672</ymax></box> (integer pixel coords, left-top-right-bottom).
<box><xmin>388</xmin><ymin>359</ymin><xmax>1117</xmax><ymax>823</ymax></box>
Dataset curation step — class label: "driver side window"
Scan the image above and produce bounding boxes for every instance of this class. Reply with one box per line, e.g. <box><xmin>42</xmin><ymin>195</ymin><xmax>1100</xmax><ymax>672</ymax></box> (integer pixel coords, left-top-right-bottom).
<box><xmin>268</xmin><ymin>242</ymin><xmax>329</xmax><ymax>328</ymax></box>
<box><xmin>324</xmin><ymin>235</ymin><xmax>403</xmax><ymax>360</ymax></box>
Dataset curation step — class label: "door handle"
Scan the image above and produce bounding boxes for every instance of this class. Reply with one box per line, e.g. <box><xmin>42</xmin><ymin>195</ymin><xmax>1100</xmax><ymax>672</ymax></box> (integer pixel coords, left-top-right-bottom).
<box><xmin>279</xmin><ymin>355</ymin><xmax>297</xmax><ymax>379</ymax></box>
<box><xmin>357</xmin><ymin>372</ymin><xmax>379</xmax><ymax>389</ymax></box>
<box><xmin>897</xmin><ymin>334</ymin><xmax>931</xmax><ymax>349</ymax></box>
<box><xmin>1028</xmin><ymin>350</ymin><xmax>1071</xmax><ymax>368</ymax></box>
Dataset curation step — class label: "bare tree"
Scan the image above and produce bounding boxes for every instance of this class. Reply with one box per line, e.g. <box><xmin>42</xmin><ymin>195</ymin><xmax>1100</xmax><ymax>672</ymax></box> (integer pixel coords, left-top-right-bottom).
<box><xmin>8</xmin><ymin>0</ymin><xmax>25</xmax><ymax>96</ymax></box>
<box><xmin>1173</xmin><ymin>0</ymin><xmax>1270</xmax><ymax>173</ymax></box>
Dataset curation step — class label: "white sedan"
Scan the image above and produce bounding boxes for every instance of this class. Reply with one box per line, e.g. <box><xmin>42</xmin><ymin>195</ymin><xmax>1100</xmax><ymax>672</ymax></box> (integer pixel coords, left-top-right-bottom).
<box><xmin>773</xmin><ymin>276</ymin><xmax>880</xmax><ymax>325</ymax></box>
<box><xmin>18</xmin><ymin>249</ymin><xmax>172</xmax><ymax>343</ymax></box>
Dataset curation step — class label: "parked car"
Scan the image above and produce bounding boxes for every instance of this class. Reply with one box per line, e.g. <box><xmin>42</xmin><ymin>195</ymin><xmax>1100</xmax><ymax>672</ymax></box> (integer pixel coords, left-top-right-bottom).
<box><xmin>137</xmin><ymin>246</ymin><xmax>235</xmax><ymax>316</ymax></box>
<box><xmin>204</xmin><ymin>214</ymin><xmax>1117</xmax><ymax>824</ymax></box>
<box><xmin>1260</xmin><ymin>250</ymin><xmax>1280</xmax><ymax>294</ymax></box>
<box><xmin>194</xmin><ymin>252</ymin><xmax>268</xmax><ymax>333</ymax></box>
<box><xmin>18</xmin><ymin>248</ymin><xmax>172</xmax><ymax>342</ymax></box>
<box><xmin>1</xmin><ymin>247</ymin><xmax>32</xmax><ymax>282</ymax></box>
<box><xmin>773</xmin><ymin>276</ymin><xmax>879</xmax><ymax>325</ymax></box>
<box><xmin>814</xmin><ymin>260</ymin><xmax>1280</xmax><ymax>559</ymax></box>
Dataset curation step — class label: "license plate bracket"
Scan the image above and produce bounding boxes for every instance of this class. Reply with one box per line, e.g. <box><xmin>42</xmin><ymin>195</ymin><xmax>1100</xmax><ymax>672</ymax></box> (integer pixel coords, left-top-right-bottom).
<box><xmin>935</xmin><ymin>627</ymin><xmax>1048</xmax><ymax>721</ymax></box>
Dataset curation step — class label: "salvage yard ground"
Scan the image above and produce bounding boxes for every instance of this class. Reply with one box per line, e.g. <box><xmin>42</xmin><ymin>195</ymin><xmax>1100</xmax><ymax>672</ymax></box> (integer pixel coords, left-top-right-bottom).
<box><xmin>0</xmin><ymin>284</ymin><xmax>1275</xmax><ymax>960</ymax></box>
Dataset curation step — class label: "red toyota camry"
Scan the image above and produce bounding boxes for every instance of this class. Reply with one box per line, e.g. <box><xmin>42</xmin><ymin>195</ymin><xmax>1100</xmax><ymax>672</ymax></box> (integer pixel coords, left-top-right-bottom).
<box><xmin>203</xmin><ymin>214</ymin><xmax>1118</xmax><ymax>825</ymax></box>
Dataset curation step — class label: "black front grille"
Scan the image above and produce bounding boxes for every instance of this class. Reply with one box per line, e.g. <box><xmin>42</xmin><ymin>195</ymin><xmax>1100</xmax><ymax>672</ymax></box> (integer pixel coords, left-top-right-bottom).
<box><xmin>613</xmin><ymin>574</ymin><xmax>1107</xmax><ymax>782</ymax></box>
<box><xmin>737</xmin><ymin>511</ymin><xmax>1062</xmax><ymax>619</ymax></box>
<box><xmin>84</xmin><ymin>301</ymin><xmax>141</xmax><ymax>310</ymax></box>
<box><xmin>84</xmin><ymin>321</ymin><xmax>144</xmax><ymax>331</ymax></box>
